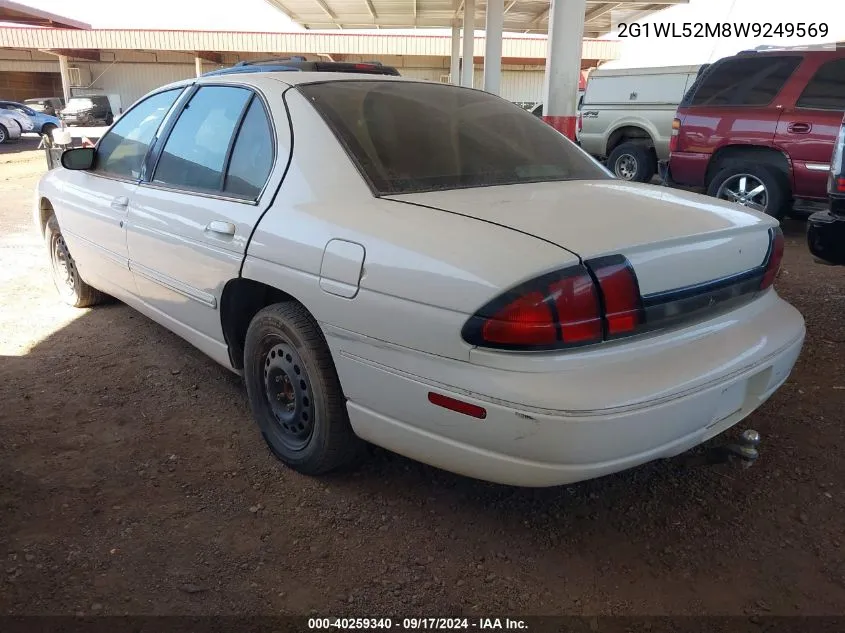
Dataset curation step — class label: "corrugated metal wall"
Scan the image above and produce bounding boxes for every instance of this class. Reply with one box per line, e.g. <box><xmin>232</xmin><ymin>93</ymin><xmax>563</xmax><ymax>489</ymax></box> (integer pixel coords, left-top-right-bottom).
<box><xmin>1</xmin><ymin>59</ymin><xmax>546</xmax><ymax>106</ymax></box>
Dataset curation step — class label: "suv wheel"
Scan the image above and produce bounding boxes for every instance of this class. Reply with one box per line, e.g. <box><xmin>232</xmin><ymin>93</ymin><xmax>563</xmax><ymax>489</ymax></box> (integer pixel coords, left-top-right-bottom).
<box><xmin>607</xmin><ymin>142</ymin><xmax>656</xmax><ymax>183</ymax></box>
<box><xmin>707</xmin><ymin>163</ymin><xmax>790</xmax><ymax>220</ymax></box>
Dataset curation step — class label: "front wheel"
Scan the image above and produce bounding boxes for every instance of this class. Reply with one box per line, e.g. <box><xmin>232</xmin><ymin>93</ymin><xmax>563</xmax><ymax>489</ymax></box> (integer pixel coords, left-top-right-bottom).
<box><xmin>45</xmin><ymin>216</ymin><xmax>106</xmax><ymax>308</ymax></box>
<box><xmin>707</xmin><ymin>163</ymin><xmax>790</xmax><ymax>220</ymax></box>
<box><xmin>607</xmin><ymin>142</ymin><xmax>656</xmax><ymax>183</ymax></box>
<box><xmin>243</xmin><ymin>302</ymin><xmax>364</xmax><ymax>475</ymax></box>
<box><xmin>0</xmin><ymin>124</ymin><xmax>8</xmax><ymax>144</ymax></box>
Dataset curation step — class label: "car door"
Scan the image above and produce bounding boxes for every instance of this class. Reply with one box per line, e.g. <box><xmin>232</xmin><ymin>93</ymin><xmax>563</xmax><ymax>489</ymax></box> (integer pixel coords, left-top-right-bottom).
<box><xmin>126</xmin><ymin>83</ymin><xmax>282</xmax><ymax>355</ymax></box>
<box><xmin>774</xmin><ymin>56</ymin><xmax>845</xmax><ymax>200</ymax></box>
<box><xmin>51</xmin><ymin>88</ymin><xmax>185</xmax><ymax>298</ymax></box>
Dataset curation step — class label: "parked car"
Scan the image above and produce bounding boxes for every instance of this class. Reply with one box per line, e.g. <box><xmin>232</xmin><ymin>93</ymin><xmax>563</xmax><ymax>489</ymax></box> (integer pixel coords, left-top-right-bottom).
<box><xmin>35</xmin><ymin>72</ymin><xmax>805</xmax><ymax>487</ymax></box>
<box><xmin>807</xmin><ymin>113</ymin><xmax>845</xmax><ymax>265</ymax></box>
<box><xmin>664</xmin><ymin>46</ymin><xmax>845</xmax><ymax>219</ymax></box>
<box><xmin>60</xmin><ymin>95</ymin><xmax>114</xmax><ymax>126</ymax></box>
<box><xmin>0</xmin><ymin>101</ymin><xmax>60</xmax><ymax>136</ymax></box>
<box><xmin>575</xmin><ymin>65</ymin><xmax>703</xmax><ymax>182</ymax></box>
<box><xmin>24</xmin><ymin>97</ymin><xmax>65</xmax><ymax>117</ymax></box>
<box><xmin>0</xmin><ymin>110</ymin><xmax>23</xmax><ymax>143</ymax></box>
<box><xmin>0</xmin><ymin>106</ymin><xmax>34</xmax><ymax>133</ymax></box>
<box><xmin>202</xmin><ymin>56</ymin><xmax>401</xmax><ymax>77</ymax></box>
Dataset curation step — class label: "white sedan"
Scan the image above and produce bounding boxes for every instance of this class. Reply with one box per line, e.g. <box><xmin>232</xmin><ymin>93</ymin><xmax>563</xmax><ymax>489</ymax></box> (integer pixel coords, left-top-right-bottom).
<box><xmin>35</xmin><ymin>72</ymin><xmax>805</xmax><ymax>487</ymax></box>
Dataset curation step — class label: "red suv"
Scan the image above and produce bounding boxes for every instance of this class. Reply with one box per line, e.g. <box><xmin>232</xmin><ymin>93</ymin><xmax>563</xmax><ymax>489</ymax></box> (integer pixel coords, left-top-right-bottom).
<box><xmin>663</xmin><ymin>46</ymin><xmax>845</xmax><ymax>219</ymax></box>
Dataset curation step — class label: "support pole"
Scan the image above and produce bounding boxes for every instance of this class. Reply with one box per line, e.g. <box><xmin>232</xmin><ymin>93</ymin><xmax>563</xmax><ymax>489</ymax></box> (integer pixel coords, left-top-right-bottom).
<box><xmin>195</xmin><ymin>56</ymin><xmax>203</xmax><ymax>77</ymax></box>
<box><xmin>483</xmin><ymin>0</ymin><xmax>503</xmax><ymax>94</ymax></box>
<box><xmin>461</xmin><ymin>0</ymin><xmax>475</xmax><ymax>88</ymax></box>
<box><xmin>58</xmin><ymin>54</ymin><xmax>71</xmax><ymax>103</ymax></box>
<box><xmin>542</xmin><ymin>0</ymin><xmax>587</xmax><ymax>140</ymax></box>
<box><xmin>450</xmin><ymin>24</ymin><xmax>461</xmax><ymax>85</ymax></box>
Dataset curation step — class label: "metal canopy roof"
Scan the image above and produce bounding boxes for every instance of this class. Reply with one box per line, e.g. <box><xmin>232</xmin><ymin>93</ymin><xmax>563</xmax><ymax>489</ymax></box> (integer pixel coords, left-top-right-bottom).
<box><xmin>0</xmin><ymin>0</ymin><xmax>90</xmax><ymax>29</ymax></box>
<box><xmin>265</xmin><ymin>0</ymin><xmax>686</xmax><ymax>36</ymax></box>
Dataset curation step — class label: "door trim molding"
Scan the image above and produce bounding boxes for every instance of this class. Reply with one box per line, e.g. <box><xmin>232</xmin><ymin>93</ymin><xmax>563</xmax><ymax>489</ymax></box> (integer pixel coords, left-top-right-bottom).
<box><xmin>129</xmin><ymin>260</ymin><xmax>218</xmax><ymax>309</ymax></box>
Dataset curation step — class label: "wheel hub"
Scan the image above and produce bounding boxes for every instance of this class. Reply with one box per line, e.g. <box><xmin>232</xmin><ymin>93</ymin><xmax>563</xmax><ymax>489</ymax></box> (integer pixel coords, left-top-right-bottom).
<box><xmin>263</xmin><ymin>343</ymin><xmax>314</xmax><ymax>450</ymax></box>
<box><xmin>717</xmin><ymin>174</ymin><xmax>768</xmax><ymax>212</ymax></box>
<box><xmin>615</xmin><ymin>154</ymin><xmax>637</xmax><ymax>180</ymax></box>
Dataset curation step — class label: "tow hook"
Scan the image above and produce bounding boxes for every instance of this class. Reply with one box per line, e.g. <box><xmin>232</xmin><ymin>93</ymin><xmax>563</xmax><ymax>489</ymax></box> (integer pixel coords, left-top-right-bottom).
<box><xmin>684</xmin><ymin>429</ymin><xmax>762</xmax><ymax>469</ymax></box>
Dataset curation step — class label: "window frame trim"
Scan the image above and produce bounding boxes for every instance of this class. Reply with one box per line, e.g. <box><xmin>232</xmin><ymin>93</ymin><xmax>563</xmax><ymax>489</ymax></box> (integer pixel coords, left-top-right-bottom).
<box><xmin>143</xmin><ymin>81</ymin><xmax>278</xmax><ymax>204</ymax></box>
<box><xmin>88</xmin><ymin>85</ymin><xmax>189</xmax><ymax>184</ymax></box>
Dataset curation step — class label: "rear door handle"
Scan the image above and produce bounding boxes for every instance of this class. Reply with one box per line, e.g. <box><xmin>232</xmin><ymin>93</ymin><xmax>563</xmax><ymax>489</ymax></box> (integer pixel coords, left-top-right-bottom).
<box><xmin>205</xmin><ymin>220</ymin><xmax>236</xmax><ymax>236</ymax></box>
<box><xmin>110</xmin><ymin>196</ymin><xmax>129</xmax><ymax>211</ymax></box>
<box><xmin>787</xmin><ymin>122</ymin><xmax>812</xmax><ymax>134</ymax></box>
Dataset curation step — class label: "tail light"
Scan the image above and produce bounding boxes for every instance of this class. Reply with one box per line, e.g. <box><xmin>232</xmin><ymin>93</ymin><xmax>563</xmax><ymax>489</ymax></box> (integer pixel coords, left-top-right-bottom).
<box><xmin>828</xmin><ymin>114</ymin><xmax>845</xmax><ymax>197</ymax></box>
<box><xmin>462</xmin><ymin>258</ymin><xmax>643</xmax><ymax>351</ymax></box>
<box><xmin>669</xmin><ymin>117</ymin><xmax>681</xmax><ymax>153</ymax></box>
<box><xmin>760</xmin><ymin>227</ymin><xmax>785</xmax><ymax>290</ymax></box>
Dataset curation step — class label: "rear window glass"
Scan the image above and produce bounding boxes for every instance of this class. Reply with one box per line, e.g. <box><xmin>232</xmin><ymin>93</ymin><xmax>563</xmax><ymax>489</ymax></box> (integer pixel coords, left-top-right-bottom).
<box><xmin>687</xmin><ymin>56</ymin><xmax>801</xmax><ymax>107</ymax></box>
<box><xmin>299</xmin><ymin>80</ymin><xmax>609</xmax><ymax>196</ymax></box>
<box><xmin>797</xmin><ymin>59</ymin><xmax>845</xmax><ymax>111</ymax></box>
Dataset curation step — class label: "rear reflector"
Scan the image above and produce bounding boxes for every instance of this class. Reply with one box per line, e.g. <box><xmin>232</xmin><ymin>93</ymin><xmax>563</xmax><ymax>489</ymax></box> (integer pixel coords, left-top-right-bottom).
<box><xmin>428</xmin><ymin>392</ymin><xmax>487</xmax><ymax>419</ymax></box>
<box><xmin>760</xmin><ymin>227</ymin><xmax>785</xmax><ymax>290</ymax></box>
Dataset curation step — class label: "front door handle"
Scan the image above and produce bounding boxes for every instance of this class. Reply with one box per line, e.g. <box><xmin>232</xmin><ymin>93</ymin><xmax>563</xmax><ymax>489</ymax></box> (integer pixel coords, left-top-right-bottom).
<box><xmin>787</xmin><ymin>122</ymin><xmax>812</xmax><ymax>134</ymax></box>
<box><xmin>110</xmin><ymin>196</ymin><xmax>129</xmax><ymax>211</ymax></box>
<box><xmin>205</xmin><ymin>220</ymin><xmax>235</xmax><ymax>236</ymax></box>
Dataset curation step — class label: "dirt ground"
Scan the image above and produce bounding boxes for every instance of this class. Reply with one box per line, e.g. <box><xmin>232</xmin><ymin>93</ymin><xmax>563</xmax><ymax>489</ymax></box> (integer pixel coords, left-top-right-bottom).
<box><xmin>0</xmin><ymin>143</ymin><xmax>843</xmax><ymax>618</ymax></box>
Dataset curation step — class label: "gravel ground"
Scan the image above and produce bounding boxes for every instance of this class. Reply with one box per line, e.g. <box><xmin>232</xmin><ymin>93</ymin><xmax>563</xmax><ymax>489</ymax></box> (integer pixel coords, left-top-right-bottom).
<box><xmin>0</xmin><ymin>145</ymin><xmax>843</xmax><ymax>618</ymax></box>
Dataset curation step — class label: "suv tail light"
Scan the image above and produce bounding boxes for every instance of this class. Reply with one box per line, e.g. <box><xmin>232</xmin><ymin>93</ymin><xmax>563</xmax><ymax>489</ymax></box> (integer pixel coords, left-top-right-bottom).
<box><xmin>828</xmin><ymin>114</ymin><xmax>845</xmax><ymax>204</ymax></box>
<box><xmin>760</xmin><ymin>227</ymin><xmax>785</xmax><ymax>290</ymax></box>
<box><xmin>669</xmin><ymin>117</ymin><xmax>681</xmax><ymax>153</ymax></box>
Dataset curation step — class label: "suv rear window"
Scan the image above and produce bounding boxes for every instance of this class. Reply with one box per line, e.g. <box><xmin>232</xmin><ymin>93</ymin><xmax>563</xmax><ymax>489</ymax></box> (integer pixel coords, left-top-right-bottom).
<box><xmin>686</xmin><ymin>55</ymin><xmax>801</xmax><ymax>107</ymax></box>
<box><xmin>797</xmin><ymin>58</ymin><xmax>845</xmax><ymax>111</ymax></box>
<box><xmin>299</xmin><ymin>80</ymin><xmax>609</xmax><ymax>196</ymax></box>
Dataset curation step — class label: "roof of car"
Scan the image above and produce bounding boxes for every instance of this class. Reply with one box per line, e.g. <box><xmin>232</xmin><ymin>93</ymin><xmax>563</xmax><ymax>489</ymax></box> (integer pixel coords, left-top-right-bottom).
<box><xmin>158</xmin><ymin>71</ymin><xmax>416</xmax><ymax>93</ymax></box>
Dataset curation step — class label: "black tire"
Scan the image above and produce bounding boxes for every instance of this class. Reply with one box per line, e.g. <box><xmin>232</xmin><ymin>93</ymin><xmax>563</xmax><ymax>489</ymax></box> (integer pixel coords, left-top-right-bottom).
<box><xmin>607</xmin><ymin>142</ymin><xmax>656</xmax><ymax>183</ymax></box>
<box><xmin>707</xmin><ymin>162</ymin><xmax>790</xmax><ymax>220</ymax></box>
<box><xmin>0</xmin><ymin>124</ymin><xmax>8</xmax><ymax>144</ymax></box>
<box><xmin>44</xmin><ymin>215</ymin><xmax>106</xmax><ymax>308</ymax></box>
<box><xmin>243</xmin><ymin>302</ymin><xmax>364</xmax><ymax>475</ymax></box>
<box><xmin>41</xmin><ymin>123</ymin><xmax>57</xmax><ymax>137</ymax></box>
<box><xmin>104</xmin><ymin>114</ymin><xmax>114</xmax><ymax>126</ymax></box>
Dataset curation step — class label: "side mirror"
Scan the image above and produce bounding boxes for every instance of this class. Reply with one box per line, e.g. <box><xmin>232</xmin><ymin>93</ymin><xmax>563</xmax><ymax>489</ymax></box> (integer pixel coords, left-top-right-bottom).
<box><xmin>60</xmin><ymin>147</ymin><xmax>95</xmax><ymax>170</ymax></box>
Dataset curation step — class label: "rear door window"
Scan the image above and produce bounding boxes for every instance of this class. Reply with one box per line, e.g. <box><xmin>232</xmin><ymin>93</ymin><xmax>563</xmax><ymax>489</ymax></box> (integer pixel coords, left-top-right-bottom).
<box><xmin>796</xmin><ymin>59</ymin><xmax>845</xmax><ymax>111</ymax></box>
<box><xmin>153</xmin><ymin>85</ymin><xmax>252</xmax><ymax>193</ymax></box>
<box><xmin>223</xmin><ymin>98</ymin><xmax>275</xmax><ymax>199</ymax></box>
<box><xmin>687</xmin><ymin>56</ymin><xmax>801</xmax><ymax>107</ymax></box>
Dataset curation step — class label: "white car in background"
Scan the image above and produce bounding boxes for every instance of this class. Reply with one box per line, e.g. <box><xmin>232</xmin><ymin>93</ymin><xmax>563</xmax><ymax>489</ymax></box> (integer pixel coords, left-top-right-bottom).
<box><xmin>0</xmin><ymin>110</ymin><xmax>23</xmax><ymax>143</ymax></box>
<box><xmin>34</xmin><ymin>72</ymin><xmax>805</xmax><ymax>487</ymax></box>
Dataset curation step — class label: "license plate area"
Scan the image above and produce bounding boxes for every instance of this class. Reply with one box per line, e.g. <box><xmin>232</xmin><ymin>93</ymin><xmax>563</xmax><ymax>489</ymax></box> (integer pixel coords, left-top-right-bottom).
<box><xmin>708</xmin><ymin>380</ymin><xmax>748</xmax><ymax>428</ymax></box>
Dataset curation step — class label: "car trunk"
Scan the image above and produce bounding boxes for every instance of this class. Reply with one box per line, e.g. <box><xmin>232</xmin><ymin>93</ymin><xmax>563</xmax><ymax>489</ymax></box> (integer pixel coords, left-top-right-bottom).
<box><xmin>385</xmin><ymin>180</ymin><xmax>777</xmax><ymax>297</ymax></box>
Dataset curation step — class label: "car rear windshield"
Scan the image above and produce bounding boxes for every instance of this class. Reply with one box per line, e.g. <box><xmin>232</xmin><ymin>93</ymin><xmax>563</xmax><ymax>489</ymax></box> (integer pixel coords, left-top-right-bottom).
<box><xmin>298</xmin><ymin>80</ymin><xmax>609</xmax><ymax>196</ymax></box>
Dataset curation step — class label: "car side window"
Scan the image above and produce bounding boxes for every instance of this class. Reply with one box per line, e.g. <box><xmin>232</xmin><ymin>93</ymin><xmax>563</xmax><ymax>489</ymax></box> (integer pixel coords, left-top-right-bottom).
<box><xmin>223</xmin><ymin>97</ymin><xmax>274</xmax><ymax>199</ymax></box>
<box><xmin>689</xmin><ymin>56</ymin><xmax>801</xmax><ymax>107</ymax></box>
<box><xmin>153</xmin><ymin>86</ymin><xmax>252</xmax><ymax>194</ymax></box>
<box><xmin>796</xmin><ymin>59</ymin><xmax>845</xmax><ymax>111</ymax></box>
<box><xmin>95</xmin><ymin>89</ymin><xmax>182</xmax><ymax>180</ymax></box>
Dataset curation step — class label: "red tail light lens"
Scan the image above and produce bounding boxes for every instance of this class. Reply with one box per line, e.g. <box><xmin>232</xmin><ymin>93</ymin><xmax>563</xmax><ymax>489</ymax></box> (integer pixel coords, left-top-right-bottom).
<box><xmin>463</xmin><ymin>265</ymin><xmax>602</xmax><ymax>350</ymax></box>
<box><xmin>760</xmin><ymin>227</ymin><xmax>785</xmax><ymax>290</ymax></box>
<box><xmin>588</xmin><ymin>256</ymin><xmax>644</xmax><ymax>337</ymax></box>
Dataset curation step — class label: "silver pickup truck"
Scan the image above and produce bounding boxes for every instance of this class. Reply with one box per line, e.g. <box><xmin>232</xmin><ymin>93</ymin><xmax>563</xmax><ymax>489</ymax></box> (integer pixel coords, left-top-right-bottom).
<box><xmin>577</xmin><ymin>64</ymin><xmax>704</xmax><ymax>182</ymax></box>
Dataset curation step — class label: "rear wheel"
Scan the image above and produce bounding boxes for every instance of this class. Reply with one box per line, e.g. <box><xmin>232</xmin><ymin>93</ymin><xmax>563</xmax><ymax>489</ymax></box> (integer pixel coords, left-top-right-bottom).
<box><xmin>607</xmin><ymin>142</ymin><xmax>656</xmax><ymax>183</ymax></box>
<box><xmin>707</xmin><ymin>162</ymin><xmax>790</xmax><ymax>220</ymax></box>
<box><xmin>243</xmin><ymin>302</ymin><xmax>364</xmax><ymax>475</ymax></box>
<box><xmin>0</xmin><ymin>124</ymin><xmax>8</xmax><ymax>144</ymax></box>
<box><xmin>45</xmin><ymin>216</ymin><xmax>106</xmax><ymax>308</ymax></box>
<box><xmin>104</xmin><ymin>113</ymin><xmax>114</xmax><ymax>126</ymax></box>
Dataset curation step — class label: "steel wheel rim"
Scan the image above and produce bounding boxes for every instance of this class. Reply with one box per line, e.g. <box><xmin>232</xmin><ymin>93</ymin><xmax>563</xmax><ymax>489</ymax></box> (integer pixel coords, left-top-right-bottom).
<box><xmin>51</xmin><ymin>233</ymin><xmax>76</xmax><ymax>293</ymax></box>
<box><xmin>716</xmin><ymin>174</ymin><xmax>768</xmax><ymax>212</ymax></box>
<box><xmin>263</xmin><ymin>341</ymin><xmax>314</xmax><ymax>451</ymax></box>
<box><xmin>614</xmin><ymin>154</ymin><xmax>638</xmax><ymax>180</ymax></box>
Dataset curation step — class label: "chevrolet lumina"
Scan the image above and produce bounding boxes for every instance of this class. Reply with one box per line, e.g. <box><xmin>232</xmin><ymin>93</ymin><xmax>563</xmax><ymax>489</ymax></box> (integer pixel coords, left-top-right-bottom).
<box><xmin>34</xmin><ymin>72</ymin><xmax>806</xmax><ymax>487</ymax></box>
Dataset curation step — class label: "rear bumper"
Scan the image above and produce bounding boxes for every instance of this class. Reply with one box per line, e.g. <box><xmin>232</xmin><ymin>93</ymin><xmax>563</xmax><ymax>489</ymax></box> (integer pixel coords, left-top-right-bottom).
<box><xmin>330</xmin><ymin>291</ymin><xmax>805</xmax><ymax>487</ymax></box>
<box><xmin>807</xmin><ymin>209</ymin><xmax>845</xmax><ymax>265</ymax></box>
<box><xmin>666</xmin><ymin>151</ymin><xmax>710</xmax><ymax>187</ymax></box>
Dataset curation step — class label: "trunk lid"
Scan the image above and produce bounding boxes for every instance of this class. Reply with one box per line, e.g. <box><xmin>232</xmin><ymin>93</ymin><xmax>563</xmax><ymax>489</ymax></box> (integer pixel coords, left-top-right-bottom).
<box><xmin>386</xmin><ymin>180</ymin><xmax>777</xmax><ymax>296</ymax></box>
